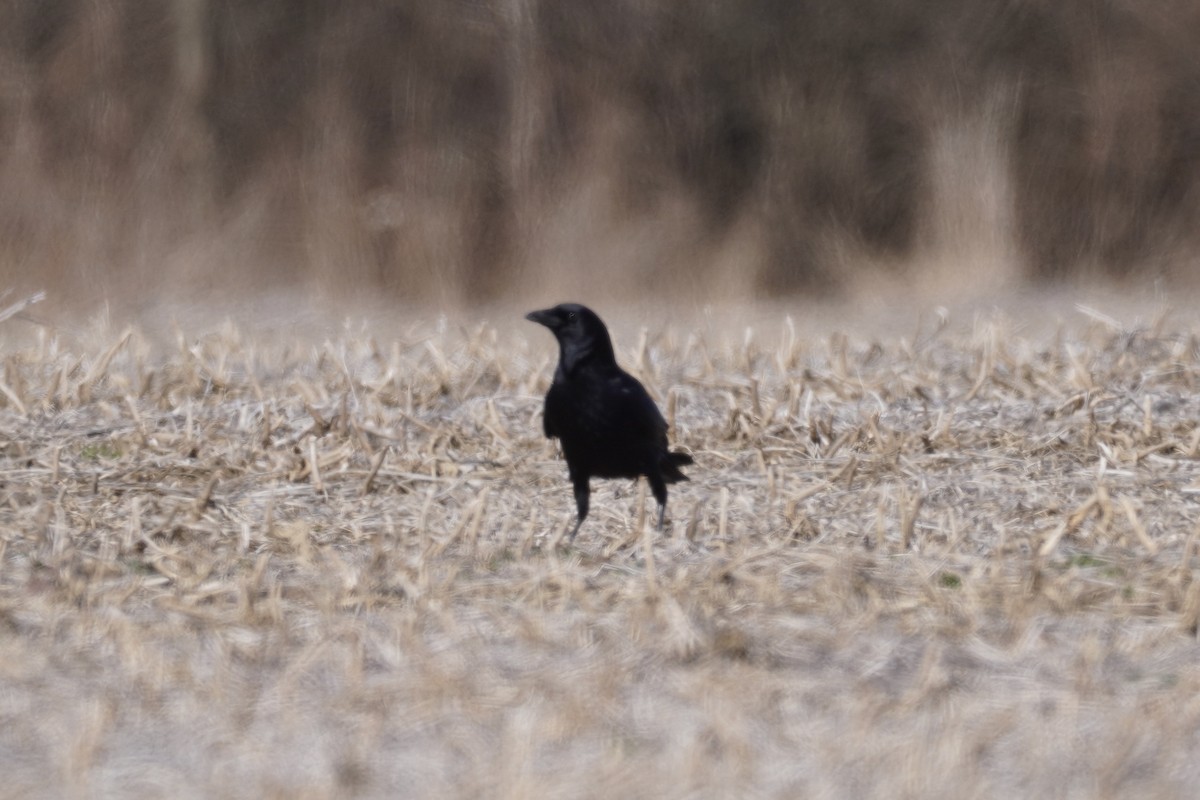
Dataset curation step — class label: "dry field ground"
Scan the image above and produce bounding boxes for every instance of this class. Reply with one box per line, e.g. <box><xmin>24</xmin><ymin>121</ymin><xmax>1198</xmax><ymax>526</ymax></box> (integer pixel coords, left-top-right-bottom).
<box><xmin>2</xmin><ymin>294</ymin><xmax>1200</xmax><ymax>798</ymax></box>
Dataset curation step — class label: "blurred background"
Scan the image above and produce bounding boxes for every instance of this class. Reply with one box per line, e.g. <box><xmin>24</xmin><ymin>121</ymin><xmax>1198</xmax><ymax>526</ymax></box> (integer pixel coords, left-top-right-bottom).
<box><xmin>2</xmin><ymin>0</ymin><xmax>1199</xmax><ymax>311</ymax></box>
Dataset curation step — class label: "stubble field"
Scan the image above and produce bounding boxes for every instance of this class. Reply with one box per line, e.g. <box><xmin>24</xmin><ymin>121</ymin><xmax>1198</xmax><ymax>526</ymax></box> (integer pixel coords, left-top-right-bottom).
<box><xmin>2</xmin><ymin>296</ymin><xmax>1200</xmax><ymax>798</ymax></box>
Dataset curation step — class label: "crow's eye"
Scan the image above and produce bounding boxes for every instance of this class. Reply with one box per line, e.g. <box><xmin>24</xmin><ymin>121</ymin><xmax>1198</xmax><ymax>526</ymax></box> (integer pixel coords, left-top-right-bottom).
<box><xmin>567</xmin><ymin>312</ymin><xmax>577</xmax><ymax>321</ymax></box>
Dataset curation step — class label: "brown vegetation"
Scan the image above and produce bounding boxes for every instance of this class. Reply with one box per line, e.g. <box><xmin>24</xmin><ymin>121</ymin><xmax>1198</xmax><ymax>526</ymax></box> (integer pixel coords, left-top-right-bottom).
<box><xmin>1</xmin><ymin>301</ymin><xmax>1200</xmax><ymax>796</ymax></box>
<box><xmin>2</xmin><ymin>2</ymin><xmax>1200</xmax><ymax>304</ymax></box>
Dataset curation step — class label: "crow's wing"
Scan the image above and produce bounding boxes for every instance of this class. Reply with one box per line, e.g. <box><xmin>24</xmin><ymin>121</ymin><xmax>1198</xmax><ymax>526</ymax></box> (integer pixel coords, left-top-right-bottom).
<box><xmin>544</xmin><ymin>366</ymin><xmax>667</xmax><ymax>446</ymax></box>
<box><xmin>606</xmin><ymin>369</ymin><xmax>668</xmax><ymax>444</ymax></box>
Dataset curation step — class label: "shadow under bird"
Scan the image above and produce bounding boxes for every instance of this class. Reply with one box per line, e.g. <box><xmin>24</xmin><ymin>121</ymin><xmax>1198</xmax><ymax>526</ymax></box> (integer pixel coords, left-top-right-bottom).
<box><xmin>526</xmin><ymin>303</ymin><xmax>693</xmax><ymax>540</ymax></box>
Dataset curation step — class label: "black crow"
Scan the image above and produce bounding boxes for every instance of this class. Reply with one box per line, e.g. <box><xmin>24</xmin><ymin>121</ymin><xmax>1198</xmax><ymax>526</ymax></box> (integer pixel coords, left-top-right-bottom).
<box><xmin>526</xmin><ymin>303</ymin><xmax>693</xmax><ymax>540</ymax></box>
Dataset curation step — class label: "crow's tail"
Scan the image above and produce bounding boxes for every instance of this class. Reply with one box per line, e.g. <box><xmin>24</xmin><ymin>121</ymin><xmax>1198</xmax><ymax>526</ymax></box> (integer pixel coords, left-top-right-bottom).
<box><xmin>660</xmin><ymin>450</ymin><xmax>693</xmax><ymax>483</ymax></box>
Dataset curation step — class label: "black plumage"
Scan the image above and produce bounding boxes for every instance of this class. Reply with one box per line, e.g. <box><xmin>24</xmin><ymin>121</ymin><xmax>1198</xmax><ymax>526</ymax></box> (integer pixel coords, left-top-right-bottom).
<box><xmin>526</xmin><ymin>303</ymin><xmax>693</xmax><ymax>540</ymax></box>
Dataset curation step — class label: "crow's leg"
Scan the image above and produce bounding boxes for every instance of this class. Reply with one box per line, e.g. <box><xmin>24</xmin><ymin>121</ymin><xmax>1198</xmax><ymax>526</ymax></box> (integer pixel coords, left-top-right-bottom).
<box><xmin>647</xmin><ymin>473</ymin><xmax>668</xmax><ymax>531</ymax></box>
<box><xmin>569</xmin><ymin>474</ymin><xmax>590</xmax><ymax>541</ymax></box>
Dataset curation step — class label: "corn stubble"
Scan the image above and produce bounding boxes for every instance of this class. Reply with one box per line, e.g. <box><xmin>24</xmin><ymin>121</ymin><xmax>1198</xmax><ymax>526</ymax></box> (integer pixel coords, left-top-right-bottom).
<box><xmin>1</xmin><ymin>307</ymin><xmax>1200</xmax><ymax>798</ymax></box>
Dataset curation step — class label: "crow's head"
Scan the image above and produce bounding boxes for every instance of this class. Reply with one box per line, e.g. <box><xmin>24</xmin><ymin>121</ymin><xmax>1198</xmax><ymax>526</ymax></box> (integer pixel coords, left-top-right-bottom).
<box><xmin>524</xmin><ymin>303</ymin><xmax>605</xmax><ymax>338</ymax></box>
<box><xmin>525</xmin><ymin>303</ymin><xmax>616</xmax><ymax>372</ymax></box>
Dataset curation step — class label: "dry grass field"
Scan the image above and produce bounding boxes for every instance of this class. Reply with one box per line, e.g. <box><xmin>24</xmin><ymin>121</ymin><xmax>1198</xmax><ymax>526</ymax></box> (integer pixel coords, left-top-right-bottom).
<box><xmin>3</xmin><ymin>294</ymin><xmax>1200</xmax><ymax>798</ymax></box>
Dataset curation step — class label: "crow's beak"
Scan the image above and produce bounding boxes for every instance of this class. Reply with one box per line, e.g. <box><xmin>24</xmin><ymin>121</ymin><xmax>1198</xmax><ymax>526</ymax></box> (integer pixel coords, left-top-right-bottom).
<box><xmin>525</xmin><ymin>308</ymin><xmax>557</xmax><ymax>328</ymax></box>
